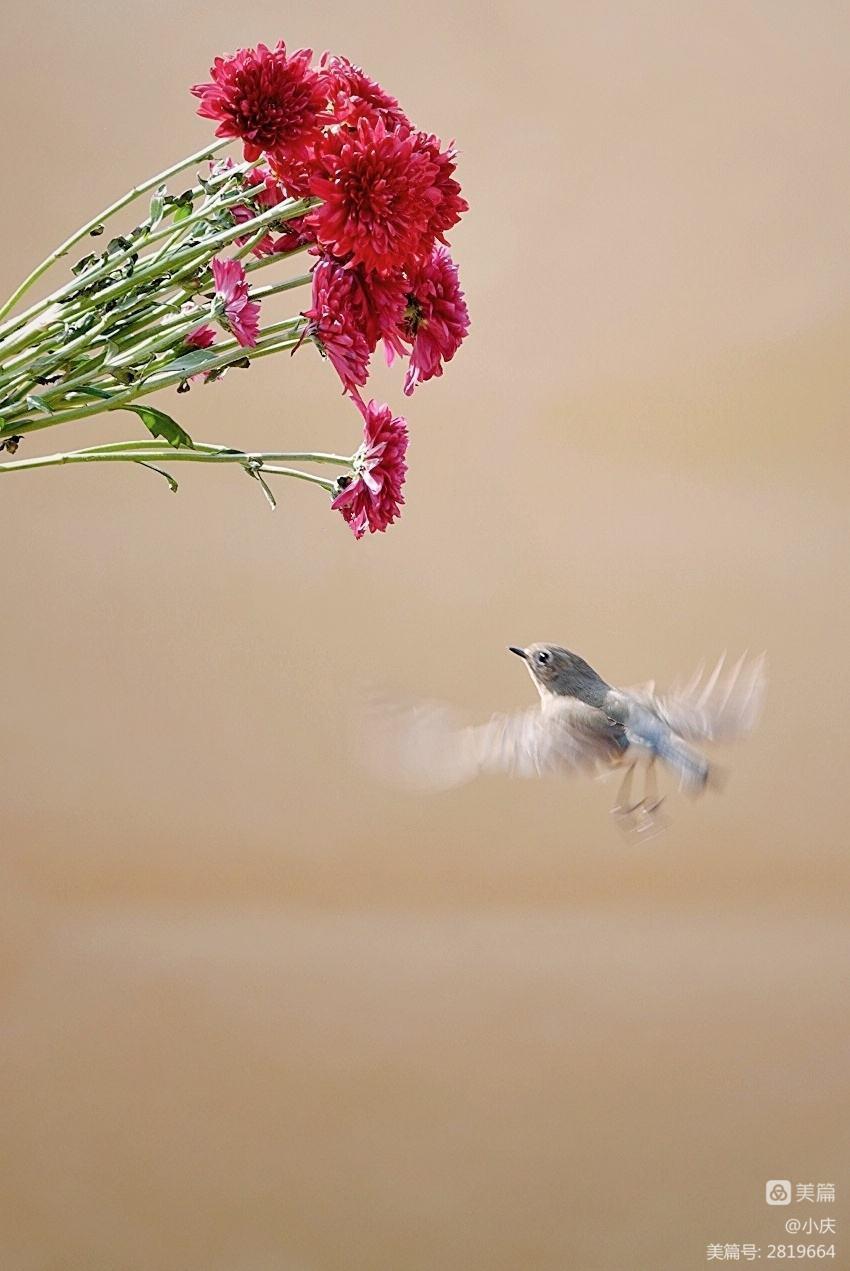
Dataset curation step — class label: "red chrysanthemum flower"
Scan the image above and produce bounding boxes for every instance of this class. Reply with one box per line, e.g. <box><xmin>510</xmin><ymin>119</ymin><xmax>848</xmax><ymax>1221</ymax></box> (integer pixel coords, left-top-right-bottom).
<box><xmin>319</xmin><ymin>52</ymin><xmax>411</xmax><ymax>132</ymax></box>
<box><xmin>191</xmin><ymin>42</ymin><xmax>327</xmax><ymax>165</ymax></box>
<box><xmin>308</xmin><ymin>118</ymin><xmax>451</xmax><ymax>276</ymax></box>
<box><xmin>211</xmin><ymin>257</ymin><xmax>261</xmax><ymax>347</ymax></box>
<box><xmin>267</xmin><ymin>153</ymin><xmax>317</xmax><ymax>200</ymax></box>
<box><xmin>416</xmin><ymin>133</ymin><xmax>469</xmax><ymax>244</ymax></box>
<box><xmin>332</xmin><ymin>399</ymin><xmax>408</xmax><ymax>539</ymax></box>
<box><xmin>401</xmin><ymin>247</ymin><xmax>470</xmax><ymax>395</ymax></box>
<box><xmin>302</xmin><ymin>258</ymin><xmax>372</xmax><ymax>393</ymax></box>
<box><xmin>359</xmin><ymin>269</ymin><xmax>409</xmax><ymax>363</ymax></box>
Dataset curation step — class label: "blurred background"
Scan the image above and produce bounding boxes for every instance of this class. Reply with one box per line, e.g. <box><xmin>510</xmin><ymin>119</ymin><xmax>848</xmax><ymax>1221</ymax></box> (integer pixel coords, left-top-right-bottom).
<box><xmin>1</xmin><ymin>2</ymin><xmax>849</xmax><ymax>1267</ymax></box>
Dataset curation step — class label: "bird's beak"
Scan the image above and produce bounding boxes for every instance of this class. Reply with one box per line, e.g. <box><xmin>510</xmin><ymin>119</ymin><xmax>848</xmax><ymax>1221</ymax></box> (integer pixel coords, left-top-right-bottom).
<box><xmin>508</xmin><ymin>646</ymin><xmax>527</xmax><ymax>660</ymax></box>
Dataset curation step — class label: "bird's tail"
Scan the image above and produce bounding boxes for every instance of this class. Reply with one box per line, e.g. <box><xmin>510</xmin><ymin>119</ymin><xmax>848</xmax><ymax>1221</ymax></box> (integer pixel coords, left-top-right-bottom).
<box><xmin>625</xmin><ymin>707</ymin><xmax>711</xmax><ymax>795</ymax></box>
<box><xmin>652</xmin><ymin>730</ymin><xmax>711</xmax><ymax>796</ymax></box>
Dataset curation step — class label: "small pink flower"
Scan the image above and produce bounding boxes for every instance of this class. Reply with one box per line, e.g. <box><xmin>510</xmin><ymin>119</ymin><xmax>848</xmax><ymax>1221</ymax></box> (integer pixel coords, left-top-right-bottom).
<box><xmin>402</xmin><ymin>247</ymin><xmax>469</xmax><ymax>394</ymax></box>
<box><xmin>211</xmin><ymin>257</ymin><xmax>261</xmax><ymax>348</ymax></box>
<box><xmin>184</xmin><ymin>323</ymin><xmax>217</xmax><ymax>350</ymax></box>
<box><xmin>231</xmin><ymin>204</ymin><xmax>279</xmax><ymax>258</ymax></box>
<box><xmin>231</xmin><ymin>164</ymin><xmax>290</xmax><ymax>257</ymax></box>
<box><xmin>211</xmin><ymin>157</ymin><xmax>316</xmax><ymax>253</ymax></box>
<box><xmin>268</xmin><ymin>214</ymin><xmax>317</xmax><ymax>256</ymax></box>
<box><xmin>332</xmin><ymin>399</ymin><xmax>408</xmax><ymax>539</ymax></box>
<box><xmin>192</xmin><ymin>42</ymin><xmax>327</xmax><ymax>166</ymax></box>
<box><xmin>302</xmin><ymin>257</ymin><xmax>372</xmax><ymax>393</ymax></box>
<box><xmin>319</xmin><ymin>52</ymin><xmax>411</xmax><ymax>132</ymax></box>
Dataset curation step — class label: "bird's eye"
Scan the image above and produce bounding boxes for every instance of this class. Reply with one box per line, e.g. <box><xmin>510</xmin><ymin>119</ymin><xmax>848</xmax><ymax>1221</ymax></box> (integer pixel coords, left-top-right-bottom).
<box><xmin>536</xmin><ymin>650</ymin><xmax>550</xmax><ymax>665</ymax></box>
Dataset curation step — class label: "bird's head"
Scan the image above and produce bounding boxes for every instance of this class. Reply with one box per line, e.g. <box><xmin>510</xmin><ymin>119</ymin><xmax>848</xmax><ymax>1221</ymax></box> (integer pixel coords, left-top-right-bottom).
<box><xmin>508</xmin><ymin>643</ymin><xmax>609</xmax><ymax>704</ymax></box>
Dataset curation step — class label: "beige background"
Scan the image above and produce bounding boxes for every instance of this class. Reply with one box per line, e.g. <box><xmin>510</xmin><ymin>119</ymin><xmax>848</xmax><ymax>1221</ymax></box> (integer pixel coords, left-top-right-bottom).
<box><xmin>1</xmin><ymin>2</ymin><xmax>849</xmax><ymax>1268</ymax></box>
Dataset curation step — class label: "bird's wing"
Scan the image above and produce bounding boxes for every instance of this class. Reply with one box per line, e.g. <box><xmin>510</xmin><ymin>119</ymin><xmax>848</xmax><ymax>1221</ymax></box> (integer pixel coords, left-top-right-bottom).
<box><xmin>625</xmin><ymin>652</ymin><xmax>766</xmax><ymax>744</ymax></box>
<box><xmin>363</xmin><ymin>697</ymin><xmax>625</xmax><ymax>790</ymax></box>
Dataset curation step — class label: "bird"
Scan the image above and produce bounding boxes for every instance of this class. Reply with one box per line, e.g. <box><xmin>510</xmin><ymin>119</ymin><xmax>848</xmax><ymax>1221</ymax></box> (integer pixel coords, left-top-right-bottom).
<box><xmin>366</xmin><ymin>644</ymin><xmax>766</xmax><ymax>834</ymax></box>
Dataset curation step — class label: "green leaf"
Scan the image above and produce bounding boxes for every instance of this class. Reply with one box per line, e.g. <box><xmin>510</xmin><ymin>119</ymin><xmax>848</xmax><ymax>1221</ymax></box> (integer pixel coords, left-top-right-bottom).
<box><xmin>245</xmin><ymin>462</ymin><xmax>276</xmax><ymax>510</ymax></box>
<box><xmin>136</xmin><ymin>461</ymin><xmax>179</xmax><ymax>493</ymax></box>
<box><xmin>121</xmin><ymin>404</ymin><xmax>194</xmax><ymax>449</ymax></box>
<box><xmin>172</xmin><ymin>203</ymin><xmax>193</xmax><ymax>224</ymax></box>
<box><xmin>25</xmin><ymin>395</ymin><xmax>54</xmax><ymax>414</ymax></box>
<box><xmin>148</xmin><ymin>184</ymin><xmax>166</xmax><ymax>230</ymax></box>
<box><xmin>156</xmin><ymin>349</ymin><xmax>217</xmax><ymax>378</ymax></box>
<box><xmin>70</xmin><ymin>385</ymin><xmax>114</xmax><ymax>400</ymax></box>
<box><xmin>71</xmin><ymin>253</ymin><xmax>96</xmax><ymax>276</ymax></box>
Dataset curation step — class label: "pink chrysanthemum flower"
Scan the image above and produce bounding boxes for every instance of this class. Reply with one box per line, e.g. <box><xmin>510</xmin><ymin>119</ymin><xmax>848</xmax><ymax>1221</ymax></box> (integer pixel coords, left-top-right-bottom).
<box><xmin>191</xmin><ymin>42</ymin><xmax>327</xmax><ymax>165</ymax></box>
<box><xmin>402</xmin><ymin>247</ymin><xmax>470</xmax><ymax>395</ymax></box>
<box><xmin>319</xmin><ymin>52</ymin><xmax>411</xmax><ymax>131</ymax></box>
<box><xmin>308</xmin><ymin>119</ymin><xmax>455</xmax><ymax>276</ymax></box>
<box><xmin>302</xmin><ymin>258</ymin><xmax>372</xmax><ymax>393</ymax></box>
<box><xmin>332</xmin><ymin>399</ymin><xmax>408</xmax><ymax>539</ymax></box>
<box><xmin>210</xmin><ymin>257</ymin><xmax>261</xmax><ymax>347</ymax></box>
<box><xmin>184</xmin><ymin>323</ymin><xmax>217</xmax><ymax>350</ymax></box>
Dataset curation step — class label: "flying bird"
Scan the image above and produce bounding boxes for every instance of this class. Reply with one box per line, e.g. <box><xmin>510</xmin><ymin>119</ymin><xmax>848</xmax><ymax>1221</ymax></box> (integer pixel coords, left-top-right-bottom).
<box><xmin>367</xmin><ymin>645</ymin><xmax>766</xmax><ymax>833</ymax></box>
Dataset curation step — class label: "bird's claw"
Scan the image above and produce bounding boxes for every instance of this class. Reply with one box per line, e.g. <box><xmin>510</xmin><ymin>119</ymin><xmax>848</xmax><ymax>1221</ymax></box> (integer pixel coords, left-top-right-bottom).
<box><xmin>611</xmin><ymin>796</ymin><xmax>668</xmax><ymax>840</ymax></box>
<box><xmin>612</xmin><ymin>797</ymin><xmax>647</xmax><ymax>818</ymax></box>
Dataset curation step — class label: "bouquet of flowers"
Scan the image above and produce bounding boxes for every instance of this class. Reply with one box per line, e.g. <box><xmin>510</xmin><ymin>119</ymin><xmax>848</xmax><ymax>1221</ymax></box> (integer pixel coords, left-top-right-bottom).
<box><xmin>0</xmin><ymin>41</ymin><xmax>469</xmax><ymax>538</ymax></box>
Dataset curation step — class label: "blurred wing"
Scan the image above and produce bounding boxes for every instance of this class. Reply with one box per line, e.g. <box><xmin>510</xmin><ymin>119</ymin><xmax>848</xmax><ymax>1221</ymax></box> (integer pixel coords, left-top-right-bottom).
<box><xmin>472</xmin><ymin>699</ymin><xmax>625</xmax><ymax>780</ymax></box>
<box><xmin>362</xmin><ymin>697</ymin><xmax>624</xmax><ymax>791</ymax></box>
<box><xmin>626</xmin><ymin>652</ymin><xmax>766</xmax><ymax>744</ymax></box>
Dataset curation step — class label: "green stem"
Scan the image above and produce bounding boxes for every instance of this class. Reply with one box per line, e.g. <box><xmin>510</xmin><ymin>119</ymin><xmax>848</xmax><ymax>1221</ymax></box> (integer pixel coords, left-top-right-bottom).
<box><xmin>46</xmin><ymin>196</ymin><xmax>316</xmax><ymax>330</ymax></box>
<box><xmin>7</xmin><ymin>316</ymin><xmax>294</xmax><ymax>419</ymax></box>
<box><xmin>0</xmin><ymin>326</ymin><xmax>308</xmax><ymax>439</ymax></box>
<box><xmin>0</xmin><ymin>242</ymin><xmax>312</xmax><ymax>410</ymax></box>
<box><xmin>0</xmin><ymin>445</ymin><xmax>339</xmax><ymax>490</ymax></box>
<box><xmin>0</xmin><ymin>312</ymin><xmax>69</xmax><ymax>368</ymax></box>
<box><xmin>6</xmin><ymin>238</ymin><xmax>303</xmax><ymax>379</ymax></box>
<box><xmin>232</xmin><ymin>227</ymin><xmax>270</xmax><ymax>261</ymax></box>
<box><xmin>0</xmin><ymin>138</ymin><xmax>232</xmax><ymax>329</ymax></box>
<box><xmin>0</xmin><ymin>316</ymin><xmax>111</xmax><ymax>392</ymax></box>
<box><xmin>249</xmin><ymin>273</ymin><xmax>313</xmax><ymax>303</ymax></box>
<box><xmin>108</xmin><ymin>303</ymin><xmax>307</xmax><ymax>373</ymax></box>
<box><xmin>260</xmin><ymin>465</ymin><xmax>336</xmax><ymax>489</ymax></box>
<box><xmin>68</xmin><ymin>440</ymin><xmax>352</xmax><ymax>464</ymax></box>
<box><xmin>145</xmin><ymin>157</ymin><xmax>264</xmax><ymax>268</ymax></box>
<box><xmin>58</xmin><ymin>179</ymin><xmax>265</xmax><ymax>298</ymax></box>
<box><xmin>0</xmin><ymin>172</ymin><xmax>289</xmax><ymax>371</ymax></box>
<box><xmin>104</xmin><ymin>248</ymin><xmax>310</xmax><ymax>352</ymax></box>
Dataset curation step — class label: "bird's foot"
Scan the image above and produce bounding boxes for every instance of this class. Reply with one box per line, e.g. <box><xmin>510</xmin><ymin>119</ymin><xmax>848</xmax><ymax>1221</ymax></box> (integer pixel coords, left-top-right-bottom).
<box><xmin>611</xmin><ymin>796</ymin><xmax>668</xmax><ymax>840</ymax></box>
<box><xmin>612</xmin><ymin>796</ymin><xmax>648</xmax><ymax>818</ymax></box>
